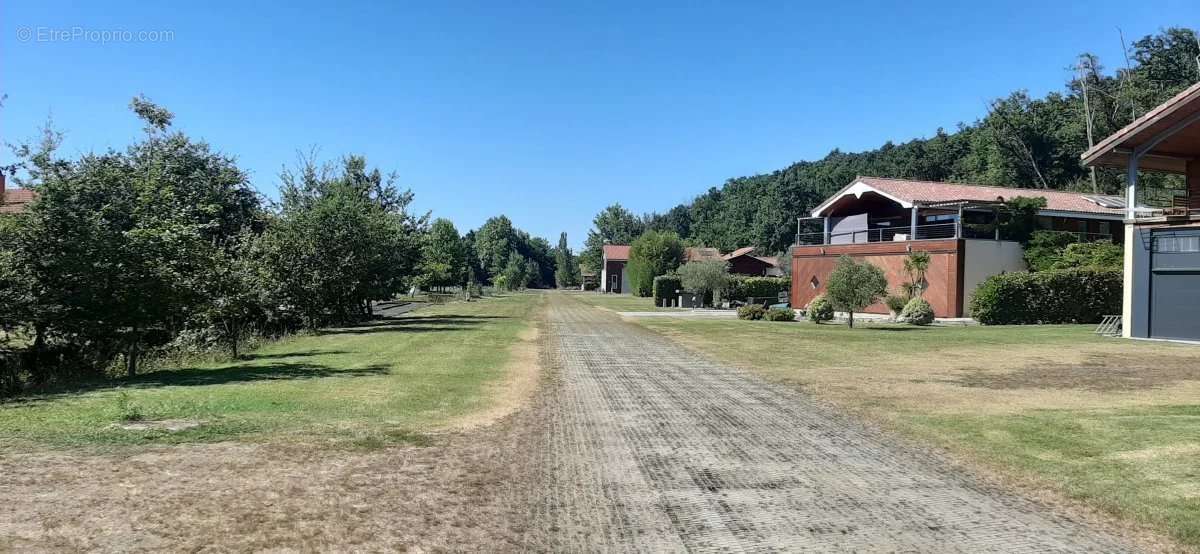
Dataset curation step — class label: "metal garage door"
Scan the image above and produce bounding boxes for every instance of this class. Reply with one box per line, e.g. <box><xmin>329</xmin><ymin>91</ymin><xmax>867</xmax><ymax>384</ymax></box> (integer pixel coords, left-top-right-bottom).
<box><xmin>1150</xmin><ymin>229</ymin><xmax>1200</xmax><ymax>341</ymax></box>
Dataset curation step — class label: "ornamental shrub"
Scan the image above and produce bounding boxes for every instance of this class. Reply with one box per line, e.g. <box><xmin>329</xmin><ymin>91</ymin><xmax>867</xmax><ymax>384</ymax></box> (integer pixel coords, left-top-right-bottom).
<box><xmin>807</xmin><ymin>295</ymin><xmax>834</xmax><ymax>323</ymax></box>
<box><xmin>652</xmin><ymin>274</ymin><xmax>682</xmax><ymax>307</ymax></box>
<box><xmin>764</xmin><ymin>307</ymin><xmax>796</xmax><ymax>322</ymax></box>
<box><xmin>884</xmin><ymin>294</ymin><xmax>908</xmax><ymax>315</ymax></box>
<box><xmin>969</xmin><ymin>269</ymin><xmax>1121</xmax><ymax>325</ymax></box>
<box><xmin>737</xmin><ymin>305</ymin><xmax>766</xmax><ymax>320</ymax></box>
<box><xmin>899</xmin><ymin>297</ymin><xmax>934</xmax><ymax>325</ymax></box>
<box><xmin>724</xmin><ymin>276</ymin><xmax>790</xmax><ymax>302</ymax></box>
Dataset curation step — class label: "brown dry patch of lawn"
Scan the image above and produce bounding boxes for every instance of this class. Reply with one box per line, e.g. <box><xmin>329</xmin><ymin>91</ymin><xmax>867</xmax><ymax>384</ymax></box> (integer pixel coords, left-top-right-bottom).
<box><xmin>0</xmin><ymin>411</ymin><xmax>544</xmax><ymax>552</ymax></box>
<box><xmin>446</xmin><ymin>320</ymin><xmax>543</xmax><ymax>431</ymax></box>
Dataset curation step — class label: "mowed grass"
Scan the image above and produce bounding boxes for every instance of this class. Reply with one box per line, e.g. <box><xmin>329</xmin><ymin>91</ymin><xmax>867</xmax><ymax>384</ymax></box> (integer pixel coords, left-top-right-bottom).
<box><xmin>571</xmin><ymin>292</ymin><xmax>676</xmax><ymax>312</ymax></box>
<box><xmin>0</xmin><ymin>293</ymin><xmax>541</xmax><ymax>450</ymax></box>
<box><xmin>629</xmin><ymin>313</ymin><xmax>1200</xmax><ymax>550</ymax></box>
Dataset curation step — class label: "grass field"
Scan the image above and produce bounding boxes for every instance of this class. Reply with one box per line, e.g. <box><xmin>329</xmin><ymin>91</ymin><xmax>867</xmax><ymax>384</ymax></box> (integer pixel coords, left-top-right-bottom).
<box><xmin>0</xmin><ymin>293</ymin><xmax>542</xmax><ymax>450</ymax></box>
<box><xmin>571</xmin><ymin>292</ymin><xmax>677</xmax><ymax>312</ymax></box>
<box><xmin>630</xmin><ymin>315</ymin><xmax>1200</xmax><ymax>550</ymax></box>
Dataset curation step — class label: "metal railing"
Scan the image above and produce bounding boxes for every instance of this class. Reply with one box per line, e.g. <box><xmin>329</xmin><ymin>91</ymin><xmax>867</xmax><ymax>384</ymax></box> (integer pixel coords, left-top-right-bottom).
<box><xmin>795</xmin><ymin>222</ymin><xmax>1112</xmax><ymax>246</ymax></box>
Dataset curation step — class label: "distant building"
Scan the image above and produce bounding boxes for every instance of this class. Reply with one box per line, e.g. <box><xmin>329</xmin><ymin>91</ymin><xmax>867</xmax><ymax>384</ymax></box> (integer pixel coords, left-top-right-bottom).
<box><xmin>790</xmin><ymin>176</ymin><xmax>1125</xmax><ymax>318</ymax></box>
<box><xmin>0</xmin><ymin>175</ymin><xmax>36</xmax><ymax>214</ymax></box>
<box><xmin>600</xmin><ymin>244</ymin><xmax>631</xmax><ymax>293</ymax></box>
<box><xmin>722</xmin><ymin>247</ymin><xmax>781</xmax><ymax>276</ymax></box>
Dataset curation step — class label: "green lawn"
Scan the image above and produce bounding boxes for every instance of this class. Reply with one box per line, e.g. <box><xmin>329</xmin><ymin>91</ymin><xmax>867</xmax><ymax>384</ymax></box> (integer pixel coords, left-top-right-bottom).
<box><xmin>571</xmin><ymin>292</ymin><xmax>678</xmax><ymax>312</ymax></box>
<box><xmin>0</xmin><ymin>293</ymin><xmax>541</xmax><ymax>450</ymax></box>
<box><xmin>628</xmin><ymin>313</ymin><xmax>1200</xmax><ymax>551</ymax></box>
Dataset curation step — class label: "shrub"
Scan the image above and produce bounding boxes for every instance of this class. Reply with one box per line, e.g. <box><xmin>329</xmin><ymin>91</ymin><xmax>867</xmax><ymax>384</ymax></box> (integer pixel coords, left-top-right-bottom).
<box><xmin>737</xmin><ymin>305</ymin><xmax>766</xmax><ymax>320</ymax></box>
<box><xmin>899</xmin><ymin>297</ymin><xmax>934</xmax><ymax>325</ymax></box>
<box><xmin>724</xmin><ymin>276</ymin><xmax>790</xmax><ymax>302</ymax></box>
<box><xmin>626</xmin><ymin>230</ymin><xmax>685</xmax><ymax>297</ymax></box>
<box><xmin>653</xmin><ymin>274</ymin><xmax>682</xmax><ymax>307</ymax></box>
<box><xmin>825</xmin><ymin>255</ymin><xmax>888</xmax><ymax>327</ymax></box>
<box><xmin>678</xmin><ymin>261</ymin><xmax>729</xmax><ymax>307</ymax></box>
<box><xmin>884</xmin><ymin>294</ymin><xmax>908</xmax><ymax>315</ymax></box>
<box><xmin>969</xmin><ymin>269</ymin><xmax>1121</xmax><ymax>325</ymax></box>
<box><xmin>1052</xmin><ymin>241</ymin><xmax>1123</xmax><ymax>271</ymax></box>
<box><xmin>807</xmin><ymin>295</ymin><xmax>834</xmax><ymax>323</ymax></box>
<box><xmin>764</xmin><ymin>307</ymin><xmax>796</xmax><ymax>322</ymax></box>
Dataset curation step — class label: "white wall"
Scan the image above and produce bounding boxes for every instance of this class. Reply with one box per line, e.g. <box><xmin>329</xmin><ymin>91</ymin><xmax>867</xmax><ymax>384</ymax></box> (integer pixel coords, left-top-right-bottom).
<box><xmin>962</xmin><ymin>240</ymin><xmax>1026</xmax><ymax>316</ymax></box>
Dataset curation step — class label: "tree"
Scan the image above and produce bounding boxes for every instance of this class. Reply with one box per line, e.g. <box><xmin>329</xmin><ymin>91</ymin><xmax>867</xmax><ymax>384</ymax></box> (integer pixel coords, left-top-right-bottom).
<box><xmin>11</xmin><ymin>97</ymin><xmax>264</xmax><ymax>376</ymax></box>
<box><xmin>677</xmin><ymin>261</ymin><xmax>729</xmax><ymax>308</ymax></box>
<box><xmin>625</xmin><ymin>230</ymin><xmax>685</xmax><ymax>297</ymax></box>
<box><xmin>257</xmin><ymin>155</ymin><xmax>421</xmax><ymax>327</ymax></box>
<box><xmin>581</xmin><ymin>204</ymin><xmax>643</xmax><ymax>273</ymax></box>
<box><xmin>474</xmin><ymin>215</ymin><xmax>516</xmax><ymax>282</ymax></box>
<box><xmin>554</xmin><ymin>232</ymin><xmax>579</xmax><ymax>289</ymax></box>
<box><xmin>901</xmin><ymin>251</ymin><xmax>931</xmax><ymax>298</ymax></box>
<box><xmin>825</xmin><ymin>256</ymin><xmax>888</xmax><ymax>328</ymax></box>
<box><xmin>501</xmin><ymin>251</ymin><xmax>529</xmax><ymax>290</ymax></box>
<box><xmin>418</xmin><ymin>218</ymin><xmax>465</xmax><ymax>291</ymax></box>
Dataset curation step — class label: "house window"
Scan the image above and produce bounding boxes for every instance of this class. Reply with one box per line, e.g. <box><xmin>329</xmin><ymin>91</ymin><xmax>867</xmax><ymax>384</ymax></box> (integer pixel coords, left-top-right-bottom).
<box><xmin>809</xmin><ymin>276</ymin><xmax>820</xmax><ymax>289</ymax></box>
<box><xmin>1155</xmin><ymin>235</ymin><xmax>1200</xmax><ymax>253</ymax></box>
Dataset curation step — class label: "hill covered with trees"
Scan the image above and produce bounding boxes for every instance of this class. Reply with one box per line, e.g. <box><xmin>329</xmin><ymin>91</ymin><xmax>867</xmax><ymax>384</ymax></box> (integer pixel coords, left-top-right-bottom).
<box><xmin>583</xmin><ymin>27</ymin><xmax>1199</xmax><ymax>263</ymax></box>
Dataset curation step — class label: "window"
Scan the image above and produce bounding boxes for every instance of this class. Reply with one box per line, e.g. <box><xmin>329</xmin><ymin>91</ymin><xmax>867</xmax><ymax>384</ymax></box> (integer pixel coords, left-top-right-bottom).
<box><xmin>1155</xmin><ymin>235</ymin><xmax>1200</xmax><ymax>253</ymax></box>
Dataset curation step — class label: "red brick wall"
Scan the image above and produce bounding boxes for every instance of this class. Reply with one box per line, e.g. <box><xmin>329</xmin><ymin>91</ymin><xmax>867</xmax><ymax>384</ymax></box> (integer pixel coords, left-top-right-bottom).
<box><xmin>790</xmin><ymin>240</ymin><xmax>964</xmax><ymax>318</ymax></box>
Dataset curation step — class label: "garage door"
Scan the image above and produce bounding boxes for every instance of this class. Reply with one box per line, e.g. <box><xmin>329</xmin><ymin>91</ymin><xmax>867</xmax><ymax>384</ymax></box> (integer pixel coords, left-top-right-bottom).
<box><xmin>1150</xmin><ymin>229</ymin><xmax>1200</xmax><ymax>341</ymax></box>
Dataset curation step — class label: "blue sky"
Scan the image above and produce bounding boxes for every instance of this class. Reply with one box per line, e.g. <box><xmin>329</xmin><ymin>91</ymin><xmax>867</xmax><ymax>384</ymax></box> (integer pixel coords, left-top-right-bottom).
<box><xmin>1</xmin><ymin>1</ymin><xmax>1195</xmax><ymax>248</ymax></box>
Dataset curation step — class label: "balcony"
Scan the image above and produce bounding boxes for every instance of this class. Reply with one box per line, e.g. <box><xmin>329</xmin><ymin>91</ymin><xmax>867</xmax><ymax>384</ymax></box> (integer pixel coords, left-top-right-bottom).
<box><xmin>795</xmin><ymin>221</ymin><xmax>1112</xmax><ymax>246</ymax></box>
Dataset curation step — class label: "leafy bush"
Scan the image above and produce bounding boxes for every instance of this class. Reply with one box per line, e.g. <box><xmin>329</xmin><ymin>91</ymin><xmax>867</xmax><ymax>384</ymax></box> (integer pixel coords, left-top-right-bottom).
<box><xmin>969</xmin><ymin>269</ymin><xmax>1121</xmax><ymax>325</ymax></box>
<box><xmin>1024</xmin><ymin>231</ymin><xmax>1080</xmax><ymax>271</ymax></box>
<box><xmin>884</xmin><ymin>294</ymin><xmax>908</xmax><ymax>315</ymax></box>
<box><xmin>678</xmin><ymin>261</ymin><xmax>729</xmax><ymax>307</ymax></box>
<box><xmin>899</xmin><ymin>297</ymin><xmax>935</xmax><ymax>325</ymax></box>
<box><xmin>825</xmin><ymin>255</ymin><xmax>888</xmax><ymax>327</ymax></box>
<box><xmin>737</xmin><ymin>305</ymin><xmax>766</xmax><ymax>320</ymax></box>
<box><xmin>653</xmin><ymin>274</ymin><xmax>682</xmax><ymax>307</ymax></box>
<box><xmin>626</xmin><ymin>230</ymin><xmax>685</xmax><ymax>297</ymax></box>
<box><xmin>1052</xmin><ymin>241</ymin><xmax>1123</xmax><ymax>271</ymax></box>
<box><xmin>724</xmin><ymin>276</ymin><xmax>790</xmax><ymax>302</ymax></box>
<box><xmin>764</xmin><ymin>307</ymin><xmax>796</xmax><ymax>322</ymax></box>
<box><xmin>807</xmin><ymin>295</ymin><xmax>834</xmax><ymax>323</ymax></box>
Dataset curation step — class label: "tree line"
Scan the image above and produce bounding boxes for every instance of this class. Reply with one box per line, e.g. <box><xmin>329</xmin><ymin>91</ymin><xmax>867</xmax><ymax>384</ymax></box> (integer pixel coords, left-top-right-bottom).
<box><xmin>0</xmin><ymin>97</ymin><xmax>563</xmax><ymax>392</ymax></box>
<box><xmin>580</xmin><ymin>27</ymin><xmax>1199</xmax><ymax>262</ymax></box>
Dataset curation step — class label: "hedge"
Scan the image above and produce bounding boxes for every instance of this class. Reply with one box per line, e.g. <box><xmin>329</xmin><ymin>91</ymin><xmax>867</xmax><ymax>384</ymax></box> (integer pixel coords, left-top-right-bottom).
<box><xmin>724</xmin><ymin>276</ymin><xmax>790</xmax><ymax>302</ymax></box>
<box><xmin>652</xmin><ymin>274</ymin><xmax>683</xmax><ymax>307</ymax></box>
<box><xmin>764</xmin><ymin>307</ymin><xmax>796</xmax><ymax>321</ymax></box>
<box><xmin>969</xmin><ymin>269</ymin><xmax>1121</xmax><ymax>325</ymax></box>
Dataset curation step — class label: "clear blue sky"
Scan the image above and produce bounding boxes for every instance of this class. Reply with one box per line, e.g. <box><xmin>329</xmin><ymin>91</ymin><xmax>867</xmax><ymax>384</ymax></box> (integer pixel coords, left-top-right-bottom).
<box><xmin>2</xmin><ymin>1</ymin><xmax>1195</xmax><ymax>248</ymax></box>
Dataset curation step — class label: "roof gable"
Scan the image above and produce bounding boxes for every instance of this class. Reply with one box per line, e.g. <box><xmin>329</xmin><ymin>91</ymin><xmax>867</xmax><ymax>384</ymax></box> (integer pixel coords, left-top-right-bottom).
<box><xmin>813</xmin><ymin>177</ymin><xmax>1124</xmax><ymax>218</ymax></box>
<box><xmin>601</xmin><ymin>244</ymin><xmax>630</xmax><ymax>261</ymax></box>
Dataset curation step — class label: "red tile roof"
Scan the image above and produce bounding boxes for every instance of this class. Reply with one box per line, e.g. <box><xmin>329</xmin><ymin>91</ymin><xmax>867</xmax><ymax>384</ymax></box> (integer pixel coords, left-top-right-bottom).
<box><xmin>848</xmin><ymin>177</ymin><xmax>1124</xmax><ymax>216</ymax></box>
<box><xmin>0</xmin><ymin>188</ymin><xmax>36</xmax><ymax>214</ymax></box>
<box><xmin>723</xmin><ymin>246</ymin><xmax>757</xmax><ymax>260</ymax></box>
<box><xmin>684</xmin><ymin>247</ymin><xmax>722</xmax><ymax>262</ymax></box>
<box><xmin>602</xmin><ymin>244</ymin><xmax>631</xmax><ymax>261</ymax></box>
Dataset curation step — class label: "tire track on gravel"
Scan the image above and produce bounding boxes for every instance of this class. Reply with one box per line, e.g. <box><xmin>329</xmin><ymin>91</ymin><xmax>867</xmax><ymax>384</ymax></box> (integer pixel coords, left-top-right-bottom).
<box><xmin>526</xmin><ymin>293</ymin><xmax>1134</xmax><ymax>553</ymax></box>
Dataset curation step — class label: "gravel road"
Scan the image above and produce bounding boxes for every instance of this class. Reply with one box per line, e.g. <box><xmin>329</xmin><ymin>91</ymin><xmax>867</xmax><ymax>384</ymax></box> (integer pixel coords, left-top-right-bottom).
<box><xmin>522</xmin><ymin>293</ymin><xmax>1131</xmax><ymax>553</ymax></box>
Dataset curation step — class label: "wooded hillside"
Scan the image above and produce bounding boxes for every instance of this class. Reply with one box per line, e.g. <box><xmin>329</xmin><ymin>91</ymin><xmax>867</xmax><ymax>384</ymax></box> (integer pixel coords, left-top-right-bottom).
<box><xmin>633</xmin><ymin>28</ymin><xmax>1198</xmax><ymax>255</ymax></box>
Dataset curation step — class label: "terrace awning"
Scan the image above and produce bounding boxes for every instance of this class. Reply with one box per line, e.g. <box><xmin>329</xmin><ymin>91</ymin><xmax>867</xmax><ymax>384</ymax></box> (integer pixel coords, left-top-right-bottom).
<box><xmin>1081</xmin><ymin>81</ymin><xmax>1200</xmax><ymax>175</ymax></box>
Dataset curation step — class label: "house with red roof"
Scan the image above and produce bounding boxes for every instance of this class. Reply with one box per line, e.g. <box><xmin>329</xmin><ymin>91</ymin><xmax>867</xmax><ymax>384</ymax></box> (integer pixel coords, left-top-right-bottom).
<box><xmin>0</xmin><ymin>175</ymin><xmax>37</xmax><ymax>214</ymax></box>
<box><xmin>722</xmin><ymin>247</ymin><xmax>781</xmax><ymax>276</ymax></box>
<box><xmin>791</xmin><ymin>176</ymin><xmax>1127</xmax><ymax>318</ymax></box>
<box><xmin>600</xmin><ymin>244</ymin><xmax>631</xmax><ymax>293</ymax></box>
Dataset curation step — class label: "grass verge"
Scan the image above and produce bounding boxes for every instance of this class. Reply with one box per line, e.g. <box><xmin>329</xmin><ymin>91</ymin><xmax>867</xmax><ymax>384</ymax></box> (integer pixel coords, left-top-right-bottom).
<box><xmin>627</xmin><ymin>313</ymin><xmax>1200</xmax><ymax>551</ymax></box>
<box><xmin>0</xmin><ymin>293</ymin><xmax>541</xmax><ymax>450</ymax></box>
<box><xmin>570</xmin><ymin>292</ymin><xmax>678</xmax><ymax>312</ymax></box>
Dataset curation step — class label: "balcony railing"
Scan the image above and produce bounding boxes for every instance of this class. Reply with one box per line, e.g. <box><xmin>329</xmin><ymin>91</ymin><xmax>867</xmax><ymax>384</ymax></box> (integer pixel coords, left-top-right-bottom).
<box><xmin>796</xmin><ymin>222</ymin><xmax>1112</xmax><ymax>246</ymax></box>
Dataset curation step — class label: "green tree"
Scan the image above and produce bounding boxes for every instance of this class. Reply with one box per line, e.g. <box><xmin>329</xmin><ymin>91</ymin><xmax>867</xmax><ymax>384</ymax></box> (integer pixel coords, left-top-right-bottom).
<box><xmin>501</xmin><ymin>251</ymin><xmax>529</xmax><ymax>291</ymax></box>
<box><xmin>418</xmin><ymin>218</ymin><xmax>466</xmax><ymax>291</ymax></box>
<box><xmin>677</xmin><ymin>260</ymin><xmax>729</xmax><ymax>308</ymax></box>
<box><xmin>625</xmin><ymin>230</ymin><xmax>685</xmax><ymax>297</ymax></box>
<box><xmin>901</xmin><ymin>251</ymin><xmax>931</xmax><ymax>298</ymax></box>
<box><xmin>474</xmin><ymin>215</ymin><xmax>516</xmax><ymax>282</ymax></box>
<box><xmin>554</xmin><ymin>232</ymin><xmax>579</xmax><ymax>289</ymax></box>
<box><xmin>825</xmin><ymin>256</ymin><xmax>888</xmax><ymax>328</ymax></box>
<box><xmin>581</xmin><ymin>204</ymin><xmax>643</xmax><ymax>273</ymax></box>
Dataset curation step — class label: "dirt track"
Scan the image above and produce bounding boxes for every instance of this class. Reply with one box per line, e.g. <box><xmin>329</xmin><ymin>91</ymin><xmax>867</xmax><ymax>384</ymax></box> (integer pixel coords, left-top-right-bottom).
<box><xmin>521</xmin><ymin>293</ymin><xmax>1133</xmax><ymax>552</ymax></box>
